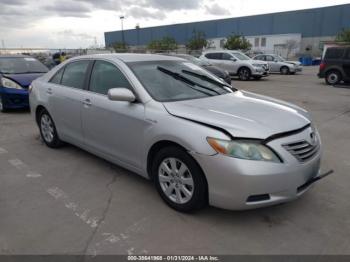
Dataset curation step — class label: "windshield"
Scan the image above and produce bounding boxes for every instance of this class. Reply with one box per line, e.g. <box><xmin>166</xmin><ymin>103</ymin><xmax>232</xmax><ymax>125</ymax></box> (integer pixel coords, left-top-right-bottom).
<box><xmin>127</xmin><ymin>60</ymin><xmax>232</xmax><ymax>102</ymax></box>
<box><xmin>231</xmin><ymin>52</ymin><xmax>251</xmax><ymax>61</ymax></box>
<box><xmin>276</xmin><ymin>55</ymin><xmax>285</xmax><ymax>62</ymax></box>
<box><xmin>0</xmin><ymin>57</ymin><xmax>49</xmax><ymax>74</ymax></box>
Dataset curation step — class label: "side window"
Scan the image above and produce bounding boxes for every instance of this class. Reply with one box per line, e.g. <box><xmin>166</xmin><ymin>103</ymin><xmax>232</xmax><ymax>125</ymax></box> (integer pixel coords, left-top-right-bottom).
<box><xmin>325</xmin><ymin>48</ymin><xmax>345</xmax><ymax>59</ymax></box>
<box><xmin>89</xmin><ymin>61</ymin><xmax>131</xmax><ymax>95</ymax></box>
<box><xmin>205</xmin><ymin>53</ymin><xmax>222</xmax><ymax>60</ymax></box>
<box><xmin>49</xmin><ymin>68</ymin><xmax>64</xmax><ymax>84</ymax></box>
<box><xmin>266</xmin><ymin>55</ymin><xmax>274</xmax><ymax>61</ymax></box>
<box><xmin>345</xmin><ymin>48</ymin><xmax>350</xmax><ymax>59</ymax></box>
<box><xmin>61</xmin><ymin>60</ymin><xmax>90</xmax><ymax>89</ymax></box>
<box><xmin>222</xmin><ymin>53</ymin><xmax>232</xmax><ymax>60</ymax></box>
<box><xmin>255</xmin><ymin>55</ymin><xmax>264</xmax><ymax>61</ymax></box>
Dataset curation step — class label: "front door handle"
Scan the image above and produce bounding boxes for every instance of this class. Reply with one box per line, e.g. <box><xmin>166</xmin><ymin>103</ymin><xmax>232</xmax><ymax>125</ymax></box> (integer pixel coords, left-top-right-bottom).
<box><xmin>46</xmin><ymin>88</ymin><xmax>53</xmax><ymax>95</ymax></box>
<box><xmin>82</xmin><ymin>98</ymin><xmax>92</xmax><ymax>107</ymax></box>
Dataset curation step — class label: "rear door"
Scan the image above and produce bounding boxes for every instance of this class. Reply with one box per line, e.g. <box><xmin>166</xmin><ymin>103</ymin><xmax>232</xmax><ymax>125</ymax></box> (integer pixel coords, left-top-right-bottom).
<box><xmin>46</xmin><ymin>60</ymin><xmax>92</xmax><ymax>145</ymax></box>
<box><xmin>203</xmin><ymin>53</ymin><xmax>222</xmax><ymax>68</ymax></box>
<box><xmin>81</xmin><ymin>60</ymin><xmax>146</xmax><ymax>169</ymax></box>
<box><xmin>343</xmin><ymin>48</ymin><xmax>350</xmax><ymax>79</ymax></box>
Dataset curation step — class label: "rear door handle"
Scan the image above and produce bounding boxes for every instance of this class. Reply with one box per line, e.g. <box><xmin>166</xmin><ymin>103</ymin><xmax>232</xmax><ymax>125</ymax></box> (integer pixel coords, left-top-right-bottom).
<box><xmin>46</xmin><ymin>88</ymin><xmax>53</xmax><ymax>95</ymax></box>
<box><xmin>83</xmin><ymin>98</ymin><xmax>92</xmax><ymax>107</ymax></box>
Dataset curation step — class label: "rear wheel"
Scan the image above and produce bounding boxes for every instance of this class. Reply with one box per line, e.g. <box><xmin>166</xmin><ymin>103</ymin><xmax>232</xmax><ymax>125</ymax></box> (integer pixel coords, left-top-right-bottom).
<box><xmin>39</xmin><ymin>109</ymin><xmax>63</xmax><ymax>148</ymax></box>
<box><xmin>238</xmin><ymin>67</ymin><xmax>251</xmax><ymax>81</ymax></box>
<box><xmin>280</xmin><ymin>66</ymin><xmax>290</xmax><ymax>75</ymax></box>
<box><xmin>325</xmin><ymin>70</ymin><xmax>342</xmax><ymax>85</ymax></box>
<box><xmin>152</xmin><ymin>146</ymin><xmax>207</xmax><ymax>212</ymax></box>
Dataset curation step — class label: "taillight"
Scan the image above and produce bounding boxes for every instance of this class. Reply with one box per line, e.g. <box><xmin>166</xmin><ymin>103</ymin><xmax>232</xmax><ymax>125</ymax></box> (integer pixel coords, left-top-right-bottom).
<box><xmin>319</xmin><ymin>62</ymin><xmax>326</xmax><ymax>71</ymax></box>
<box><xmin>28</xmin><ymin>84</ymin><xmax>33</xmax><ymax>93</ymax></box>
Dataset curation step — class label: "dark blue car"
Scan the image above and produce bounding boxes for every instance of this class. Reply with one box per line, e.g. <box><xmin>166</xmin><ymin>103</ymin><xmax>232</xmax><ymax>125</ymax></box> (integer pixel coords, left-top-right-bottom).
<box><xmin>0</xmin><ymin>55</ymin><xmax>48</xmax><ymax>112</ymax></box>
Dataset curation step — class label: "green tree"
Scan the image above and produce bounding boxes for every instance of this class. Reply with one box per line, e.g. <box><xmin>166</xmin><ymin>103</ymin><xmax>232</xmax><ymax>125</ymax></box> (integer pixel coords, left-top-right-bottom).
<box><xmin>147</xmin><ymin>37</ymin><xmax>177</xmax><ymax>51</ymax></box>
<box><xmin>224</xmin><ymin>34</ymin><xmax>252</xmax><ymax>51</ymax></box>
<box><xmin>336</xmin><ymin>28</ymin><xmax>350</xmax><ymax>42</ymax></box>
<box><xmin>111</xmin><ymin>42</ymin><xmax>128</xmax><ymax>52</ymax></box>
<box><xmin>186</xmin><ymin>30</ymin><xmax>208</xmax><ymax>50</ymax></box>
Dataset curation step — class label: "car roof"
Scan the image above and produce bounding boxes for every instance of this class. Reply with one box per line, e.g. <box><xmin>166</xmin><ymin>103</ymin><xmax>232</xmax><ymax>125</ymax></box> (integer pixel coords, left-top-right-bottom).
<box><xmin>69</xmin><ymin>53</ymin><xmax>184</xmax><ymax>63</ymax></box>
<box><xmin>0</xmin><ymin>54</ymin><xmax>33</xmax><ymax>58</ymax></box>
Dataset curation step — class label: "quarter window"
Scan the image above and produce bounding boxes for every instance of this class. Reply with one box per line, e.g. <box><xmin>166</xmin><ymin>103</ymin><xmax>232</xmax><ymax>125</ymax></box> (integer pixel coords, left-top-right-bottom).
<box><xmin>89</xmin><ymin>61</ymin><xmax>131</xmax><ymax>95</ymax></box>
<box><xmin>49</xmin><ymin>68</ymin><xmax>64</xmax><ymax>84</ymax></box>
<box><xmin>325</xmin><ymin>48</ymin><xmax>345</xmax><ymax>59</ymax></box>
<box><xmin>61</xmin><ymin>60</ymin><xmax>90</xmax><ymax>89</ymax></box>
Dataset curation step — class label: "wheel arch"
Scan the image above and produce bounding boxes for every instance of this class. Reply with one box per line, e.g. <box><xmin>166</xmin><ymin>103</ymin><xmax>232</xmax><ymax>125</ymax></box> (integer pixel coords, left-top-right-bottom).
<box><xmin>35</xmin><ymin>105</ymin><xmax>47</xmax><ymax>126</ymax></box>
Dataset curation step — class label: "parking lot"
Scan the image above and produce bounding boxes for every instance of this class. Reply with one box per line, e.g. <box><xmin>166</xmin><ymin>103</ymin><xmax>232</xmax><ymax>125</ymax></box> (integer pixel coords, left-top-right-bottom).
<box><xmin>1</xmin><ymin>66</ymin><xmax>350</xmax><ymax>255</ymax></box>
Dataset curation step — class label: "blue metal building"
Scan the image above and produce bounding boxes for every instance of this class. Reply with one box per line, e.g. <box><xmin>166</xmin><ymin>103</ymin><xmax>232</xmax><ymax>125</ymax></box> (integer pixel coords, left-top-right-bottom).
<box><xmin>105</xmin><ymin>4</ymin><xmax>350</xmax><ymax>47</ymax></box>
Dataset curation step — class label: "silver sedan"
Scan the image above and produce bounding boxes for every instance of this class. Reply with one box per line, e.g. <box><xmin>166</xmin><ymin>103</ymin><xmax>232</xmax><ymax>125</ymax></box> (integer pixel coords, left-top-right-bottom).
<box><xmin>29</xmin><ymin>54</ymin><xmax>327</xmax><ymax>212</ymax></box>
<box><xmin>253</xmin><ymin>54</ymin><xmax>303</xmax><ymax>75</ymax></box>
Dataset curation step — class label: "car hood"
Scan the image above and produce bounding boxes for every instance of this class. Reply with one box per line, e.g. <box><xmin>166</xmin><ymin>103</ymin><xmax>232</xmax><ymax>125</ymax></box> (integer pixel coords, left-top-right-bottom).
<box><xmin>246</xmin><ymin>60</ymin><xmax>266</xmax><ymax>65</ymax></box>
<box><xmin>284</xmin><ymin>60</ymin><xmax>302</xmax><ymax>66</ymax></box>
<box><xmin>163</xmin><ymin>91</ymin><xmax>311</xmax><ymax>139</ymax></box>
<box><xmin>2</xmin><ymin>73</ymin><xmax>44</xmax><ymax>88</ymax></box>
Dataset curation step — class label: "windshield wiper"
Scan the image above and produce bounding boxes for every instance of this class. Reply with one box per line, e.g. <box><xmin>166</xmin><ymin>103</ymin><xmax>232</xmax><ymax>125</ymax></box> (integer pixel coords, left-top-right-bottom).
<box><xmin>181</xmin><ymin>69</ymin><xmax>235</xmax><ymax>90</ymax></box>
<box><xmin>157</xmin><ymin>66</ymin><xmax>220</xmax><ymax>96</ymax></box>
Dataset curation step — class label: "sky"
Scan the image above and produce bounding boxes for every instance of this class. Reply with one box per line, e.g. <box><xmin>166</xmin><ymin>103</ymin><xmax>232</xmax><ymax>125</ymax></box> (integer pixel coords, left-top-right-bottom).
<box><xmin>0</xmin><ymin>0</ymin><xmax>350</xmax><ymax>48</ymax></box>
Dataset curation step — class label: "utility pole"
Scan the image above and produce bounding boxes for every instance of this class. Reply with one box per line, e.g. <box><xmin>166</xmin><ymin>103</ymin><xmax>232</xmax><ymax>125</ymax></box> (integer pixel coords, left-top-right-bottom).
<box><xmin>120</xmin><ymin>16</ymin><xmax>125</xmax><ymax>47</ymax></box>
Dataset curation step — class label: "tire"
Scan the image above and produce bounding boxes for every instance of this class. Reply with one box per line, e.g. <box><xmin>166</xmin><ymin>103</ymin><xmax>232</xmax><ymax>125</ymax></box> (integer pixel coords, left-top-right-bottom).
<box><xmin>238</xmin><ymin>67</ymin><xmax>251</xmax><ymax>81</ymax></box>
<box><xmin>0</xmin><ymin>95</ymin><xmax>7</xmax><ymax>113</ymax></box>
<box><xmin>152</xmin><ymin>146</ymin><xmax>207</xmax><ymax>212</ymax></box>
<box><xmin>325</xmin><ymin>70</ymin><xmax>342</xmax><ymax>85</ymax></box>
<box><xmin>38</xmin><ymin>109</ymin><xmax>63</xmax><ymax>148</ymax></box>
<box><xmin>253</xmin><ymin>76</ymin><xmax>262</xmax><ymax>80</ymax></box>
<box><xmin>280</xmin><ymin>66</ymin><xmax>290</xmax><ymax>75</ymax></box>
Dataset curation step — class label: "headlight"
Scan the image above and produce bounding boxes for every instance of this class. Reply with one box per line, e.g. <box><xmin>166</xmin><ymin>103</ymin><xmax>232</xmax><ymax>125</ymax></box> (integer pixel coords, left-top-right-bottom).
<box><xmin>207</xmin><ymin>137</ymin><xmax>281</xmax><ymax>162</ymax></box>
<box><xmin>252</xmin><ymin>64</ymin><xmax>263</xmax><ymax>67</ymax></box>
<box><xmin>224</xmin><ymin>70</ymin><xmax>229</xmax><ymax>75</ymax></box>
<box><xmin>1</xmin><ymin>77</ymin><xmax>23</xmax><ymax>90</ymax></box>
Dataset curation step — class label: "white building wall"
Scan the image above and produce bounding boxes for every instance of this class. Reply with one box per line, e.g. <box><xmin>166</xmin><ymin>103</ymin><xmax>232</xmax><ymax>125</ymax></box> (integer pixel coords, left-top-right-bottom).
<box><xmin>208</xmin><ymin>33</ymin><xmax>303</xmax><ymax>58</ymax></box>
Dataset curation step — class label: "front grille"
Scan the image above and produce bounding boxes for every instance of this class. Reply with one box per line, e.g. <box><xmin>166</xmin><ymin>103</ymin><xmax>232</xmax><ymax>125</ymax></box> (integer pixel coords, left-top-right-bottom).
<box><xmin>283</xmin><ymin>140</ymin><xmax>319</xmax><ymax>163</ymax></box>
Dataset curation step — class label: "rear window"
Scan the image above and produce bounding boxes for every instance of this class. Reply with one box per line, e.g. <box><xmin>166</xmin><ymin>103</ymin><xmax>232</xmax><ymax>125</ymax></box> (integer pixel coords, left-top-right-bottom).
<box><xmin>325</xmin><ymin>48</ymin><xmax>345</xmax><ymax>59</ymax></box>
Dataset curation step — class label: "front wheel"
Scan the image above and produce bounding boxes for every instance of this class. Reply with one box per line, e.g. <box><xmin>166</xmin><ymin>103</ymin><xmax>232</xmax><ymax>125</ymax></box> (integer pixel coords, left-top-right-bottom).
<box><xmin>238</xmin><ymin>68</ymin><xmax>251</xmax><ymax>81</ymax></box>
<box><xmin>325</xmin><ymin>70</ymin><xmax>342</xmax><ymax>85</ymax></box>
<box><xmin>152</xmin><ymin>146</ymin><xmax>207</xmax><ymax>212</ymax></box>
<box><xmin>0</xmin><ymin>96</ymin><xmax>7</xmax><ymax>112</ymax></box>
<box><xmin>280</xmin><ymin>66</ymin><xmax>290</xmax><ymax>75</ymax></box>
<box><xmin>39</xmin><ymin>109</ymin><xmax>63</xmax><ymax>148</ymax></box>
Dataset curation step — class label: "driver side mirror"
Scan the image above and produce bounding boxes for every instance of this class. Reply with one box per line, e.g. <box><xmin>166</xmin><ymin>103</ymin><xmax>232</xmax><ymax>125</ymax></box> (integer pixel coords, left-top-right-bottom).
<box><xmin>230</xmin><ymin>57</ymin><xmax>237</xmax><ymax>62</ymax></box>
<box><xmin>108</xmin><ymin>88</ymin><xmax>136</xmax><ymax>102</ymax></box>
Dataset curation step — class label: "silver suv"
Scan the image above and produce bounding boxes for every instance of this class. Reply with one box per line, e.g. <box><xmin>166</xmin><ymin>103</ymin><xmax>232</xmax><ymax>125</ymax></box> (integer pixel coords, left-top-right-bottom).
<box><xmin>200</xmin><ymin>50</ymin><xmax>269</xmax><ymax>81</ymax></box>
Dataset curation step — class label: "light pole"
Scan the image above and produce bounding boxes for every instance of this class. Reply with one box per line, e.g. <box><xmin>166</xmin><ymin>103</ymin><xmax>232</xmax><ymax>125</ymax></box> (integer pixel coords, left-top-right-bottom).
<box><xmin>120</xmin><ymin>16</ymin><xmax>125</xmax><ymax>47</ymax></box>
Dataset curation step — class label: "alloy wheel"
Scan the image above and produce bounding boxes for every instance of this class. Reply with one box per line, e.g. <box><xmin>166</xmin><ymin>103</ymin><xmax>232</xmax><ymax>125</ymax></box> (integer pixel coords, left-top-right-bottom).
<box><xmin>40</xmin><ymin>114</ymin><xmax>54</xmax><ymax>143</ymax></box>
<box><xmin>239</xmin><ymin>69</ymin><xmax>250</xmax><ymax>81</ymax></box>
<box><xmin>327</xmin><ymin>72</ymin><xmax>339</xmax><ymax>85</ymax></box>
<box><xmin>158</xmin><ymin>157</ymin><xmax>194</xmax><ymax>204</ymax></box>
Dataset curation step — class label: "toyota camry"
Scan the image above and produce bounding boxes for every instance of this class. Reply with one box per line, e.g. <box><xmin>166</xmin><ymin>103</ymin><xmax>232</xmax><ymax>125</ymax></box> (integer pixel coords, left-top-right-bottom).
<box><xmin>29</xmin><ymin>54</ymin><xmax>330</xmax><ymax>212</ymax></box>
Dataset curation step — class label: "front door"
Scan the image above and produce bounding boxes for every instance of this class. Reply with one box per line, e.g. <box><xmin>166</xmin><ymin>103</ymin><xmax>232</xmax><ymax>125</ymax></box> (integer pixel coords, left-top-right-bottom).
<box><xmin>81</xmin><ymin>60</ymin><xmax>146</xmax><ymax>169</ymax></box>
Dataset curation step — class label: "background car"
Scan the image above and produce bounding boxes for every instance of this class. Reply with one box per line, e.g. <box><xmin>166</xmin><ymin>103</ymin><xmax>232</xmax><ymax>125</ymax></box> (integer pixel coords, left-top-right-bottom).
<box><xmin>0</xmin><ymin>55</ymin><xmax>48</xmax><ymax>112</ymax></box>
<box><xmin>253</xmin><ymin>54</ymin><xmax>303</xmax><ymax>75</ymax></box>
<box><xmin>163</xmin><ymin>54</ymin><xmax>232</xmax><ymax>85</ymax></box>
<box><xmin>200</xmin><ymin>50</ymin><xmax>269</xmax><ymax>81</ymax></box>
<box><xmin>30</xmin><ymin>54</ymin><xmax>324</xmax><ymax>212</ymax></box>
<box><xmin>318</xmin><ymin>46</ymin><xmax>350</xmax><ymax>85</ymax></box>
